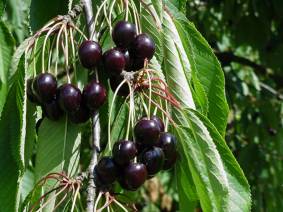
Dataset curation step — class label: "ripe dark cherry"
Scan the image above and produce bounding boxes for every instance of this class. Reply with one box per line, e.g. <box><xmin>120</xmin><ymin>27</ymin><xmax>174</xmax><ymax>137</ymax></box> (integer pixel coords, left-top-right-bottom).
<box><xmin>112</xmin><ymin>21</ymin><xmax>137</xmax><ymax>48</ymax></box>
<box><xmin>156</xmin><ymin>132</ymin><xmax>177</xmax><ymax>158</ymax></box>
<box><xmin>163</xmin><ymin>150</ymin><xmax>178</xmax><ymax>170</ymax></box>
<box><xmin>27</xmin><ymin>78</ymin><xmax>40</xmax><ymax>104</ymax></box>
<box><xmin>83</xmin><ymin>81</ymin><xmax>106</xmax><ymax>111</ymax></box>
<box><xmin>33</xmin><ymin>73</ymin><xmax>57</xmax><ymax>103</ymax></box>
<box><xmin>151</xmin><ymin>115</ymin><xmax>164</xmax><ymax>132</ymax></box>
<box><xmin>109</xmin><ymin>75</ymin><xmax>130</xmax><ymax>97</ymax></box>
<box><xmin>130</xmin><ymin>33</ymin><xmax>155</xmax><ymax>60</ymax></box>
<box><xmin>140</xmin><ymin>147</ymin><xmax>164</xmax><ymax>177</ymax></box>
<box><xmin>58</xmin><ymin>84</ymin><xmax>81</xmax><ymax>113</ymax></box>
<box><xmin>42</xmin><ymin>99</ymin><xmax>63</xmax><ymax>121</ymax></box>
<box><xmin>131</xmin><ymin>57</ymin><xmax>144</xmax><ymax>71</ymax></box>
<box><xmin>122</xmin><ymin>163</ymin><xmax>147</xmax><ymax>190</ymax></box>
<box><xmin>112</xmin><ymin>140</ymin><xmax>137</xmax><ymax>166</ymax></box>
<box><xmin>103</xmin><ymin>48</ymin><xmax>126</xmax><ymax>75</ymax></box>
<box><xmin>96</xmin><ymin>157</ymin><xmax>118</xmax><ymax>185</ymax></box>
<box><xmin>79</xmin><ymin>40</ymin><xmax>102</xmax><ymax>69</ymax></box>
<box><xmin>134</xmin><ymin>118</ymin><xmax>161</xmax><ymax>146</ymax></box>
<box><xmin>68</xmin><ymin>104</ymin><xmax>90</xmax><ymax>124</ymax></box>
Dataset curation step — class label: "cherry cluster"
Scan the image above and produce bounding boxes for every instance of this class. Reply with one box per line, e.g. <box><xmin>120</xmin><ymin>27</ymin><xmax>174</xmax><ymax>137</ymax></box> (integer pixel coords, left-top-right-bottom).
<box><xmin>105</xmin><ymin>21</ymin><xmax>155</xmax><ymax>96</ymax></box>
<box><xmin>94</xmin><ymin>116</ymin><xmax>178</xmax><ymax>191</ymax></box>
<box><xmin>27</xmin><ymin>75</ymin><xmax>106</xmax><ymax>124</ymax></box>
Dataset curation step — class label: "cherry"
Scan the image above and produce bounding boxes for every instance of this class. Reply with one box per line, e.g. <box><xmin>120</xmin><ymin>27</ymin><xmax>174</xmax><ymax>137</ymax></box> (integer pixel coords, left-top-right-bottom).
<box><xmin>123</xmin><ymin>50</ymin><xmax>132</xmax><ymax>70</ymax></box>
<box><xmin>33</xmin><ymin>73</ymin><xmax>57</xmax><ymax>103</ymax></box>
<box><xmin>58</xmin><ymin>84</ymin><xmax>81</xmax><ymax>113</ymax></box>
<box><xmin>163</xmin><ymin>151</ymin><xmax>178</xmax><ymax>170</ymax></box>
<box><xmin>156</xmin><ymin>132</ymin><xmax>177</xmax><ymax>158</ymax></box>
<box><xmin>112</xmin><ymin>21</ymin><xmax>137</xmax><ymax>48</ymax></box>
<box><xmin>134</xmin><ymin>118</ymin><xmax>161</xmax><ymax>146</ymax></box>
<box><xmin>129</xmin><ymin>33</ymin><xmax>155</xmax><ymax>60</ymax></box>
<box><xmin>109</xmin><ymin>75</ymin><xmax>129</xmax><ymax>97</ymax></box>
<box><xmin>83</xmin><ymin>81</ymin><xmax>106</xmax><ymax>111</ymax></box>
<box><xmin>112</xmin><ymin>140</ymin><xmax>137</xmax><ymax>166</ymax></box>
<box><xmin>122</xmin><ymin>163</ymin><xmax>147</xmax><ymax>190</ymax></box>
<box><xmin>79</xmin><ymin>40</ymin><xmax>102</xmax><ymax>69</ymax></box>
<box><xmin>27</xmin><ymin>78</ymin><xmax>40</xmax><ymax>104</ymax></box>
<box><xmin>103</xmin><ymin>48</ymin><xmax>126</xmax><ymax>75</ymax></box>
<box><xmin>151</xmin><ymin>115</ymin><xmax>165</xmax><ymax>132</ymax></box>
<box><xmin>96</xmin><ymin>157</ymin><xmax>118</xmax><ymax>185</ymax></box>
<box><xmin>131</xmin><ymin>57</ymin><xmax>144</xmax><ymax>71</ymax></box>
<box><xmin>140</xmin><ymin>147</ymin><xmax>164</xmax><ymax>177</ymax></box>
<box><xmin>68</xmin><ymin>104</ymin><xmax>90</xmax><ymax>124</ymax></box>
<box><xmin>42</xmin><ymin>98</ymin><xmax>63</xmax><ymax>121</ymax></box>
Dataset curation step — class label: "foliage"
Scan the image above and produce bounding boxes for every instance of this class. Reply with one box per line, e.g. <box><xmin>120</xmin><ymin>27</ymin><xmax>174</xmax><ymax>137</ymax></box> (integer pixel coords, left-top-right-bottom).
<box><xmin>1</xmin><ymin>0</ymin><xmax>274</xmax><ymax>211</ymax></box>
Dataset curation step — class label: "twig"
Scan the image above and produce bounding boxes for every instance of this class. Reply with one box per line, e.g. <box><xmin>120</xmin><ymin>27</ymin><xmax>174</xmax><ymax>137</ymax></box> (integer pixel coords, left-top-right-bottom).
<box><xmin>81</xmin><ymin>1</ymin><xmax>100</xmax><ymax>211</ymax></box>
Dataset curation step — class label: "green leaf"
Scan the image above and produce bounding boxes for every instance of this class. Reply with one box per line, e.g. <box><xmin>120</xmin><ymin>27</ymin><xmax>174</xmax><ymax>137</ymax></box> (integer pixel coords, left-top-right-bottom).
<box><xmin>35</xmin><ymin>117</ymin><xmax>81</xmax><ymax>180</ymax></box>
<box><xmin>164</xmin><ymin>1</ymin><xmax>229</xmax><ymax>136</ymax></box>
<box><xmin>0</xmin><ymin>56</ymin><xmax>30</xmax><ymax>212</ymax></box>
<box><xmin>140</xmin><ymin>0</ymin><xmax>164</xmax><ymax>62</ymax></box>
<box><xmin>6</xmin><ymin>0</ymin><xmax>31</xmax><ymax>43</ymax></box>
<box><xmin>162</xmin><ymin>11</ymin><xmax>195</xmax><ymax>110</ymax></box>
<box><xmin>30</xmin><ymin>0</ymin><xmax>68</xmax><ymax>32</ymax></box>
<box><xmin>0</xmin><ymin>21</ymin><xmax>15</xmax><ymax>117</ymax></box>
<box><xmin>175</xmin><ymin>108</ymin><xmax>251</xmax><ymax>211</ymax></box>
<box><xmin>0</xmin><ymin>0</ymin><xmax>4</xmax><ymax>17</ymax></box>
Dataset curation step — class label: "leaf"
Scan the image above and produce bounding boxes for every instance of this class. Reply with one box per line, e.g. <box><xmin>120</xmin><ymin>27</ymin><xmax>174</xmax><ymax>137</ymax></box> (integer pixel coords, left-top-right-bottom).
<box><xmin>5</xmin><ymin>0</ymin><xmax>31</xmax><ymax>42</ymax></box>
<box><xmin>0</xmin><ymin>21</ymin><xmax>15</xmax><ymax>117</ymax></box>
<box><xmin>175</xmin><ymin>108</ymin><xmax>251</xmax><ymax>211</ymax></box>
<box><xmin>162</xmin><ymin>11</ymin><xmax>195</xmax><ymax>110</ymax></box>
<box><xmin>30</xmin><ymin>0</ymin><xmax>68</xmax><ymax>32</ymax></box>
<box><xmin>164</xmin><ymin>1</ymin><xmax>229</xmax><ymax>136</ymax></box>
<box><xmin>140</xmin><ymin>0</ymin><xmax>164</xmax><ymax>62</ymax></box>
<box><xmin>0</xmin><ymin>57</ymin><xmax>27</xmax><ymax>212</ymax></box>
<box><xmin>35</xmin><ymin>117</ymin><xmax>81</xmax><ymax>180</ymax></box>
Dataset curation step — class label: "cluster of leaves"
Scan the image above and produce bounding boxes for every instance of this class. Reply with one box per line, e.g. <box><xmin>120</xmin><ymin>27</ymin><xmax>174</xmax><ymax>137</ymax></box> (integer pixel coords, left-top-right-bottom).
<box><xmin>0</xmin><ymin>0</ymin><xmax>254</xmax><ymax>211</ymax></box>
<box><xmin>172</xmin><ymin>0</ymin><xmax>283</xmax><ymax>211</ymax></box>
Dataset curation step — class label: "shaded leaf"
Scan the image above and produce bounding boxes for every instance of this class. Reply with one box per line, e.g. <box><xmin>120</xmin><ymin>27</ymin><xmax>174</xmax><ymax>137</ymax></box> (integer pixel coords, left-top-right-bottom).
<box><xmin>30</xmin><ymin>0</ymin><xmax>68</xmax><ymax>32</ymax></box>
<box><xmin>35</xmin><ymin>117</ymin><xmax>81</xmax><ymax>180</ymax></box>
<box><xmin>175</xmin><ymin>108</ymin><xmax>251</xmax><ymax>211</ymax></box>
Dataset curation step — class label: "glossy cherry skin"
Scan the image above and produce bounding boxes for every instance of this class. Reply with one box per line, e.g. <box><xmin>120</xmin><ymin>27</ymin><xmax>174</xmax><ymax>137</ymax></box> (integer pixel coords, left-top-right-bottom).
<box><xmin>42</xmin><ymin>98</ymin><xmax>63</xmax><ymax>121</ymax></box>
<box><xmin>112</xmin><ymin>140</ymin><xmax>137</xmax><ymax>166</ymax></box>
<box><xmin>112</xmin><ymin>21</ymin><xmax>137</xmax><ymax>48</ymax></box>
<box><xmin>131</xmin><ymin>57</ymin><xmax>144</xmax><ymax>71</ymax></box>
<box><xmin>27</xmin><ymin>78</ymin><xmax>40</xmax><ymax>104</ymax></box>
<box><xmin>130</xmin><ymin>33</ymin><xmax>155</xmax><ymax>60</ymax></box>
<box><xmin>96</xmin><ymin>157</ymin><xmax>119</xmax><ymax>185</ymax></box>
<box><xmin>134</xmin><ymin>118</ymin><xmax>161</xmax><ymax>146</ymax></box>
<box><xmin>140</xmin><ymin>147</ymin><xmax>164</xmax><ymax>177</ymax></box>
<box><xmin>58</xmin><ymin>84</ymin><xmax>82</xmax><ymax>113</ymax></box>
<box><xmin>33</xmin><ymin>73</ymin><xmax>57</xmax><ymax>103</ymax></box>
<box><xmin>103</xmin><ymin>48</ymin><xmax>126</xmax><ymax>75</ymax></box>
<box><xmin>163</xmin><ymin>150</ymin><xmax>178</xmax><ymax>170</ymax></box>
<box><xmin>156</xmin><ymin>132</ymin><xmax>177</xmax><ymax>158</ymax></box>
<box><xmin>79</xmin><ymin>40</ymin><xmax>102</xmax><ymax>69</ymax></box>
<box><xmin>151</xmin><ymin>115</ymin><xmax>165</xmax><ymax>132</ymax></box>
<box><xmin>109</xmin><ymin>75</ymin><xmax>130</xmax><ymax>97</ymax></box>
<box><xmin>68</xmin><ymin>104</ymin><xmax>90</xmax><ymax>124</ymax></box>
<box><xmin>122</xmin><ymin>163</ymin><xmax>147</xmax><ymax>190</ymax></box>
<box><xmin>83</xmin><ymin>81</ymin><xmax>106</xmax><ymax>111</ymax></box>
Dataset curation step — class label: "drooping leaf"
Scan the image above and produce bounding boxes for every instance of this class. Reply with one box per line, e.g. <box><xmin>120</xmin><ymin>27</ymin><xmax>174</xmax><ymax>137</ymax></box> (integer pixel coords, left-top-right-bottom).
<box><xmin>165</xmin><ymin>1</ymin><xmax>229</xmax><ymax>136</ymax></box>
<box><xmin>0</xmin><ymin>21</ymin><xmax>15</xmax><ymax>117</ymax></box>
<box><xmin>162</xmin><ymin>11</ymin><xmax>195</xmax><ymax>110</ymax></box>
<box><xmin>0</xmin><ymin>56</ymin><xmax>29</xmax><ymax>212</ymax></box>
<box><xmin>175</xmin><ymin>108</ymin><xmax>251</xmax><ymax>211</ymax></box>
<box><xmin>35</xmin><ymin>117</ymin><xmax>81</xmax><ymax>180</ymax></box>
<box><xmin>30</xmin><ymin>0</ymin><xmax>68</xmax><ymax>32</ymax></box>
<box><xmin>5</xmin><ymin>0</ymin><xmax>31</xmax><ymax>43</ymax></box>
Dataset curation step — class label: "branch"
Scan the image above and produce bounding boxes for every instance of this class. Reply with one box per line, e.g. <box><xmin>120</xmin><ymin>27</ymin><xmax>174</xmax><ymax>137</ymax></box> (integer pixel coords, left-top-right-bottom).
<box><xmin>81</xmin><ymin>0</ymin><xmax>100</xmax><ymax>212</ymax></box>
<box><xmin>214</xmin><ymin>51</ymin><xmax>267</xmax><ymax>75</ymax></box>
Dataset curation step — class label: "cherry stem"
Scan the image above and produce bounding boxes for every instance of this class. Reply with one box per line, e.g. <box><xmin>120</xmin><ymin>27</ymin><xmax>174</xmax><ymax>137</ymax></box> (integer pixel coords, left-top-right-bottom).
<box><xmin>142</xmin><ymin>91</ymin><xmax>176</xmax><ymax>126</ymax></box>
